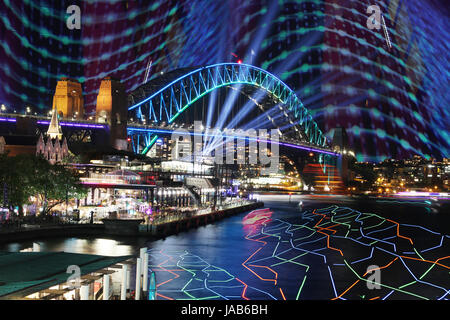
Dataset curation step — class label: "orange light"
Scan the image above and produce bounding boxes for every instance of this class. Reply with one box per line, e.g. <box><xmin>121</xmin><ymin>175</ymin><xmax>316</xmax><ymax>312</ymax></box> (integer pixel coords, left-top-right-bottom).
<box><xmin>235</xmin><ymin>277</ymin><xmax>250</xmax><ymax>300</ymax></box>
<box><xmin>279</xmin><ymin>288</ymin><xmax>287</xmax><ymax>300</ymax></box>
<box><xmin>312</xmin><ymin>209</ymin><xmax>344</xmax><ymax>256</ymax></box>
<box><xmin>386</xmin><ymin>218</ymin><xmax>414</xmax><ymax>245</ymax></box>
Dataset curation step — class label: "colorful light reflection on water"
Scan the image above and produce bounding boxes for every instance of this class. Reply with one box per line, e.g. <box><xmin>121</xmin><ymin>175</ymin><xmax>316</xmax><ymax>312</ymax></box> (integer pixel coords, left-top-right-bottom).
<box><xmin>147</xmin><ymin>200</ymin><xmax>450</xmax><ymax>300</ymax></box>
<box><xmin>2</xmin><ymin>197</ymin><xmax>448</xmax><ymax>300</ymax></box>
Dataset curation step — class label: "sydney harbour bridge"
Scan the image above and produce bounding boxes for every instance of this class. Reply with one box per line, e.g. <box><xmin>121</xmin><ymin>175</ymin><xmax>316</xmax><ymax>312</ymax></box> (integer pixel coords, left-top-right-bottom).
<box><xmin>0</xmin><ymin>63</ymin><xmax>348</xmax><ymax>184</ymax></box>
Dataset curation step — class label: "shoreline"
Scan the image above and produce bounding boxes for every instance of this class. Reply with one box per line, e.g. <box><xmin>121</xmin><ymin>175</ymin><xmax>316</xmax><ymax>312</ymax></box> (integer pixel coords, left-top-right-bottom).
<box><xmin>0</xmin><ymin>201</ymin><xmax>264</xmax><ymax>244</ymax></box>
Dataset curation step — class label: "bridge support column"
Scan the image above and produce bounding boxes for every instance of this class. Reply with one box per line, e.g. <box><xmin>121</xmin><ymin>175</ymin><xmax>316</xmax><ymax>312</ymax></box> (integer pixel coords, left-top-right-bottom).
<box><xmin>332</xmin><ymin>127</ymin><xmax>351</xmax><ymax>185</ymax></box>
<box><xmin>337</xmin><ymin>155</ymin><xmax>349</xmax><ymax>184</ymax></box>
<box><xmin>96</xmin><ymin>77</ymin><xmax>128</xmax><ymax>150</ymax></box>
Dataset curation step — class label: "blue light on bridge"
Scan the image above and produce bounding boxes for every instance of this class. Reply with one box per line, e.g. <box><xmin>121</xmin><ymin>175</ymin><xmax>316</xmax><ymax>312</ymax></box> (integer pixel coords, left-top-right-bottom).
<box><xmin>127</xmin><ymin>63</ymin><xmax>329</xmax><ymax>149</ymax></box>
<box><xmin>127</xmin><ymin>126</ymin><xmax>338</xmax><ymax>156</ymax></box>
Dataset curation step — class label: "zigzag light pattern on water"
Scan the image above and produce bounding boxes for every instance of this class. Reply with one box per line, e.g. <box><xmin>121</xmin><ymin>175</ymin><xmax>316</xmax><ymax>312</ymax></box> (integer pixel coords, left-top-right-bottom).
<box><xmin>148</xmin><ymin>206</ymin><xmax>450</xmax><ymax>300</ymax></box>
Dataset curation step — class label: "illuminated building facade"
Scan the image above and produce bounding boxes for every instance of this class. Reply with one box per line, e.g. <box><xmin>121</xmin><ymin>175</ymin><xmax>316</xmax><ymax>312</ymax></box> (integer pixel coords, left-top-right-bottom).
<box><xmin>36</xmin><ymin>108</ymin><xmax>69</xmax><ymax>164</ymax></box>
<box><xmin>35</xmin><ymin>134</ymin><xmax>69</xmax><ymax>165</ymax></box>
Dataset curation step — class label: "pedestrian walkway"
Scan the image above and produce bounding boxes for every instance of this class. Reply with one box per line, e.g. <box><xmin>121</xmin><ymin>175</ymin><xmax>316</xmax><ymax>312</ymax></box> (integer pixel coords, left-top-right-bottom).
<box><xmin>0</xmin><ymin>251</ymin><xmax>132</xmax><ymax>300</ymax></box>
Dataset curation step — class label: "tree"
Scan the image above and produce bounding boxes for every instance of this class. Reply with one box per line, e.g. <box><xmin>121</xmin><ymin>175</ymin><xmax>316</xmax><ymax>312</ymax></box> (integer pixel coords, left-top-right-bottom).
<box><xmin>0</xmin><ymin>153</ymin><xmax>38</xmax><ymax>215</ymax></box>
<box><xmin>0</xmin><ymin>153</ymin><xmax>13</xmax><ymax>208</ymax></box>
<box><xmin>32</xmin><ymin>161</ymin><xmax>87</xmax><ymax>216</ymax></box>
<box><xmin>0</xmin><ymin>154</ymin><xmax>87</xmax><ymax>217</ymax></box>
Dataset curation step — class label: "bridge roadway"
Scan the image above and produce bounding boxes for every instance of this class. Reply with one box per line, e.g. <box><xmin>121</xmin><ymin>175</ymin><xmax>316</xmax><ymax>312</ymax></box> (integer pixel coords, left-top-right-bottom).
<box><xmin>0</xmin><ymin>113</ymin><xmax>106</xmax><ymax>129</ymax></box>
<box><xmin>126</xmin><ymin>123</ymin><xmax>339</xmax><ymax>156</ymax></box>
<box><xmin>0</xmin><ymin>113</ymin><xmax>339</xmax><ymax>157</ymax></box>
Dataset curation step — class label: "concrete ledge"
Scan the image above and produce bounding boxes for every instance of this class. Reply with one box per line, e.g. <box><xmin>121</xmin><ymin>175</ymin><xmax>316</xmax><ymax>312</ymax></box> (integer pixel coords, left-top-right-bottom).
<box><xmin>0</xmin><ymin>224</ymin><xmax>105</xmax><ymax>244</ymax></box>
<box><xmin>101</xmin><ymin>219</ymin><xmax>144</xmax><ymax>235</ymax></box>
<box><xmin>146</xmin><ymin>201</ymin><xmax>264</xmax><ymax>238</ymax></box>
<box><xmin>0</xmin><ymin>202</ymin><xmax>264</xmax><ymax>243</ymax></box>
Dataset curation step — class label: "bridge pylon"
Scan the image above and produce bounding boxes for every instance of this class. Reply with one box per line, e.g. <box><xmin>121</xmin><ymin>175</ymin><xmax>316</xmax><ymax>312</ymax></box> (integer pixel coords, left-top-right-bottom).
<box><xmin>52</xmin><ymin>77</ymin><xmax>84</xmax><ymax>120</ymax></box>
<box><xmin>96</xmin><ymin>77</ymin><xmax>128</xmax><ymax>150</ymax></box>
<box><xmin>332</xmin><ymin>127</ymin><xmax>353</xmax><ymax>184</ymax></box>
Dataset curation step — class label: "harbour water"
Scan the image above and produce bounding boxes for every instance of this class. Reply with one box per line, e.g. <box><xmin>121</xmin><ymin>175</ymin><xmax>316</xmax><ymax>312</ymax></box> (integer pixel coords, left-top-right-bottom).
<box><xmin>1</xmin><ymin>195</ymin><xmax>449</xmax><ymax>300</ymax></box>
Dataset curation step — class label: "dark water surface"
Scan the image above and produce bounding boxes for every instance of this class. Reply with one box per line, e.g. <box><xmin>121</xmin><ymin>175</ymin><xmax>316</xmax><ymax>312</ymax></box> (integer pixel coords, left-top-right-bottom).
<box><xmin>1</xmin><ymin>195</ymin><xmax>449</xmax><ymax>300</ymax></box>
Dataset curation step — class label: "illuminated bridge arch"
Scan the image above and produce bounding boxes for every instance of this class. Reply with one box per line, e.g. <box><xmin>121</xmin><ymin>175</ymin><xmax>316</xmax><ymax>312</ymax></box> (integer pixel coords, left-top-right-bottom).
<box><xmin>128</xmin><ymin>63</ymin><xmax>328</xmax><ymax>148</ymax></box>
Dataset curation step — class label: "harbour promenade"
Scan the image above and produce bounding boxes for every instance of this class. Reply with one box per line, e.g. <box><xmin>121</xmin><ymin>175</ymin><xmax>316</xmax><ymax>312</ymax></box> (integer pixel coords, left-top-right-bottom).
<box><xmin>0</xmin><ymin>201</ymin><xmax>264</xmax><ymax>244</ymax></box>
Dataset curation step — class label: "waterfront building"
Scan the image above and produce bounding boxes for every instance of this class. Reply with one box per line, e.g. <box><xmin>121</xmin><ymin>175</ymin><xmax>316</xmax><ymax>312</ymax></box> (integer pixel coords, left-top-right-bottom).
<box><xmin>353</xmin><ymin>155</ymin><xmax>449</xmax><ymax>192</ymax></box>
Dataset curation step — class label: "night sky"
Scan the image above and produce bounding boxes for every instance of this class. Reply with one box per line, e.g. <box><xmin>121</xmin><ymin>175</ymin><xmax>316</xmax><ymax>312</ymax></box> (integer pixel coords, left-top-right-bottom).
<box><xmin>0</xmin><ymin>0</ymin><xmax>448</xmax><ymax>162</ymax></box>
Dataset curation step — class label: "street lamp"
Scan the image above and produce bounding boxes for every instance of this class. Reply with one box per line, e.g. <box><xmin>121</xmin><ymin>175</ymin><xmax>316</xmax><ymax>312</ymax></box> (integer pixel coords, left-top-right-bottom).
<box><xmin>1</xmin><ymin>104</ymin><xmax>6</xmax><ymax>113</ymax></box>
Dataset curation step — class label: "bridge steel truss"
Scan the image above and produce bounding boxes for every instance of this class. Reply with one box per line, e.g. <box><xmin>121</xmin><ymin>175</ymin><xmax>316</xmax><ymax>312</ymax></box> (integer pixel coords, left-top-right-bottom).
<box><xmin>128</xmin><ymin>63</ymin><xmax>330</xmax><ymax>152</ymax></box>
<box><xmin>128</xmin><ymin>129</ymin><xmax>158</xmax><ymax>155</ymax></box>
